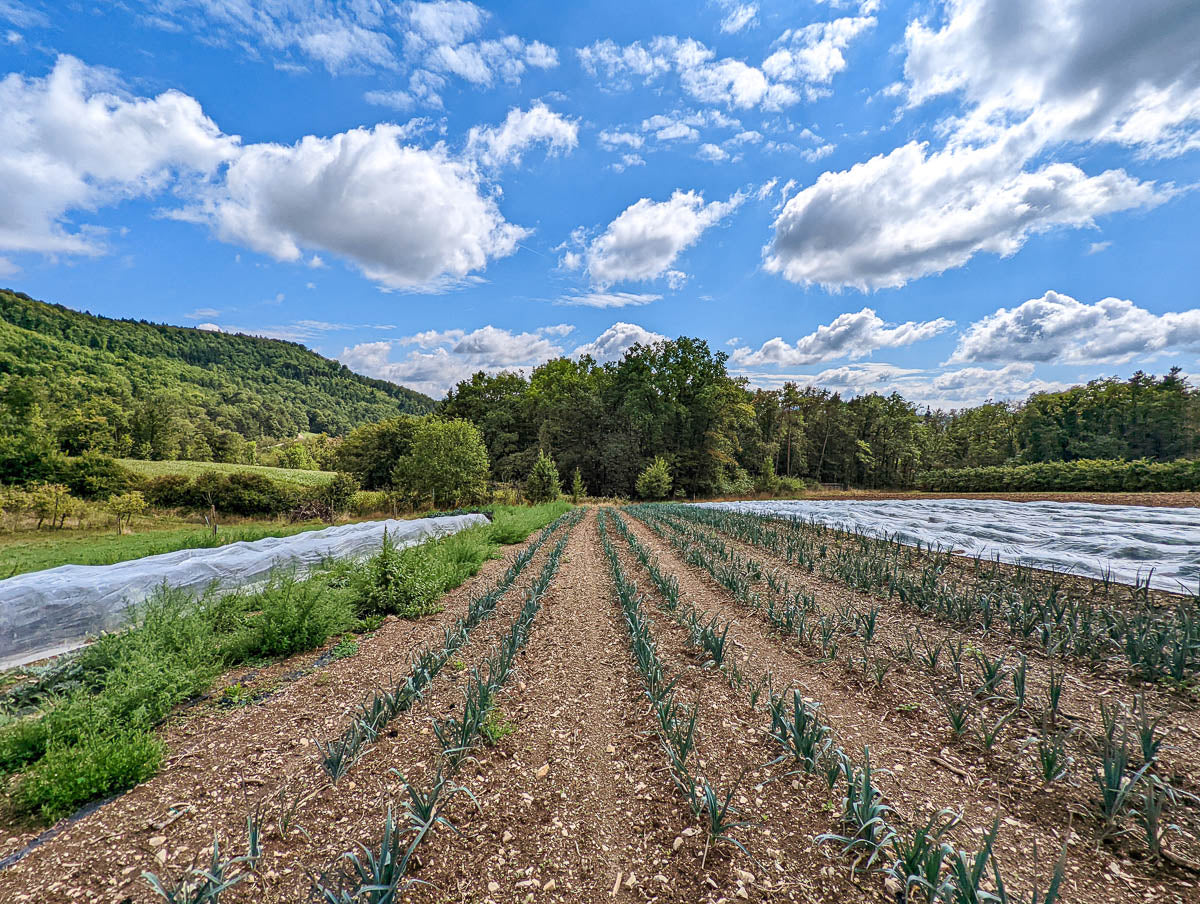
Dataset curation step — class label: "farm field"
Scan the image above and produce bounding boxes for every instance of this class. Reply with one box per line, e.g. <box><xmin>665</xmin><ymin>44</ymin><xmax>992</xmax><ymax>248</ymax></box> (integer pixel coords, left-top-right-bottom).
<box><xmin>1</xmin><ymin>504</ymin><xmax>1198</xmax><ymax>903</ymax></box>
<box><xmin>116</xmin><ymin>459</ymin><xmax>338</xmax><ymax>488</ymax></box>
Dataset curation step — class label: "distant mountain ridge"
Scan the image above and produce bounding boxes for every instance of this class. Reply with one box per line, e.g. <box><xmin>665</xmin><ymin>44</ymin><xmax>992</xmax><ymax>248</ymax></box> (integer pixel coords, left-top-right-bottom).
<box><xmin>0</xmin><ymin>289</ymin><xmax>435</xmax><ymax>447</ymax></box>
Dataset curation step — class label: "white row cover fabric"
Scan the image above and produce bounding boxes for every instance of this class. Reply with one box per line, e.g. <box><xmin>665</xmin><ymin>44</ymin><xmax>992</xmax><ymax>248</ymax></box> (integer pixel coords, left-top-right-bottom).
<box><xmin>0</xmin><ymin>514</ymin><xmax>488</xmax><ymax>669</ymax></box>
<box><xmin>699</xmin><ymin>499</ymin><xmax>1200</xmax><ymax>593</ymax></box>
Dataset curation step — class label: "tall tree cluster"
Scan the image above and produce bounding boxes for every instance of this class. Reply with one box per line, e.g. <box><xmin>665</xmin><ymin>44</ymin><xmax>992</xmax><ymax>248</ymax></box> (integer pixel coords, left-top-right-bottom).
<box><xmin>440</xmin><ymin>342</ymin><xmax>1199</xmax><ymax>495</ymax></box>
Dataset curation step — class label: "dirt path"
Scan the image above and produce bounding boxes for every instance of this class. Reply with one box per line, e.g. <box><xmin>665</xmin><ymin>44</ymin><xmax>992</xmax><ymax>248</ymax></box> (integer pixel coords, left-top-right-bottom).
<box><xmin>618</xmin><ymin>512</ymin><xmax>1200</xmax><ymax>904</ymax></box>
<box><xmin>403</xmin><ymin>512</ymin><xmax>691</xmax><ymax>902</ymax></box>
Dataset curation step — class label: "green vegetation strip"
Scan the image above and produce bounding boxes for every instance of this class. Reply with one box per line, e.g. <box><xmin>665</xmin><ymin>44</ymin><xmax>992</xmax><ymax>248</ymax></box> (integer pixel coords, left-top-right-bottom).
<box><xmin>0</xmin><ymin>502</ymin><xmax>570</xmax><ymax>825</ymax></box>
<box><xmin>0</xmin><ymin>522</ymin><xmax>328</xmax><ymax>578</ymax></box>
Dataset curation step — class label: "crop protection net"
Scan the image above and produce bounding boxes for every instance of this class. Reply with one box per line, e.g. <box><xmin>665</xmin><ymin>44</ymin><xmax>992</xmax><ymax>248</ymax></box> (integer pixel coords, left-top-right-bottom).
<box><xmin>0</xmin><ymin>513</ymin><xmax>489</xmax><ymax>669</ymax></box>
<box><xmin>699</xmin><ymin>499</ymin><xmax>1200</xmax><ymax>593</ymax></box>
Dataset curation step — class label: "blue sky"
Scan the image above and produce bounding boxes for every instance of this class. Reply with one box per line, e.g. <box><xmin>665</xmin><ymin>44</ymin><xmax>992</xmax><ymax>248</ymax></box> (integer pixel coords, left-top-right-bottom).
<box><xmin>1</xmin><ymin>0</ymin><xmax>1198</xmax><ymax>403</ymax></box>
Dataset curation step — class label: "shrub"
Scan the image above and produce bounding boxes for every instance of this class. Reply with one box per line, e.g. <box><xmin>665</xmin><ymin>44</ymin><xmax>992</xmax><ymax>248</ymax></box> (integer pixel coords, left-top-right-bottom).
<box><xmin>218</xmin><ymin>472</ymin><xmax>295</xmax><ymax>516</ymax></box>
<box><xmin>10</xmin><ymin>727</ymin><xmax>163</xmax><ymax>823</ymax></box>
<box><xmin>525</xmin><ymin>450</ymin><xmax>561</xmax><ymax>504</ymax></box>
<box><xmin>60</xmin><ymin>453</ymin><xmax>132</xmax><ymax>500</ymax></box>
<box><xmin>350</xmin><ymin>489</ymin><xmax>392</xmax><ymax>517</ymax></box>
<box><xmin>756</xmin><ymin>458</ymin><xmax>780</xmax><ymax>494</ymax></box>
<box><xmin>0</xmin><ymin>717</ymin><xmax>47</xmax><ymax>774</ymax></box>
<box><xmin>234</xmin><ymin>576</ymin><xmax>352</xmax><ymax>658</ymax></box>
<box><xmin>142</xmin><ymin>473</ymin><xmax>194</xmax><ymax>508</ymax></box>
<box><xmin>357</xmin><ymin>532</ymin><xmax>444</xmax><ymax>619</ymax></box>
<box><xmin>277</xmin><ymin>443</ymin><xmax>317</xmax><ymax>470</ymax></box>
<box><xmin>142</xmin><ymin>471</ymin><xmax>296</xmax><ymax>515</ymax></box>
<box><xmin>571</xmin><ymin>467</ymin><xmax>585</xmax><ymax>503</ymax></box>
<box><xmin>107</xmin><ymin>491</ymin><xmax>147</xmax><ymax>534</ymax></box>
<box><xmin>776</xmin><ymin>476</ymin><xmax>808</xmax><ymax>496</ymax></box>
<box><xmin>394</xmin><ymin>418</ymin><xmax>490</xmax><ymax>508</ymax></box>
<box><xmin>636</xmin><ymin>456</ymin><xmax>673</xmax><ymax>499</ymax></box>
<box><xmin>29</xmin><ymin>483</ymin><xmax>74</xmax><ymax>528</ymax></box>
<box><xmin>0</xmin><ymin>485</ymin><xmax>33</xmax><ymax>527</ymax></box>
<box><xmin>322</xmin><ymin>471</ymin><xmax>361</xmax><ymax>519</ymax></box>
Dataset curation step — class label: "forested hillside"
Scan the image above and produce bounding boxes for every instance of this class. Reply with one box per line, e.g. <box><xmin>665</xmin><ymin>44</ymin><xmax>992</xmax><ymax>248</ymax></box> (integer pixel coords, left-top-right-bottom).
<box><xmin>0</xmin><ymin>289</ymin><xmax>434</xmax><ymax>460</ymax></box>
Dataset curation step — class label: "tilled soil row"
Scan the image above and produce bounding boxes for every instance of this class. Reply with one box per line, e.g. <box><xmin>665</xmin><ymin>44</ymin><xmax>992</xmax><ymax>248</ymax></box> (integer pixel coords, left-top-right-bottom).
<box><xmin>619</xmin><ymin>512</ymin><xmax>1200</xmax><ymax>904</ymax></box>
<box><xmin>653</xmin><ymin>511</ymin><xmax>1200</xmax><ymax>798</ymax></box>
<box><xmin>0</xmin><ymin>522</ymin><xmax>567</xmax><ymax>904</ymax></box>
<box><xmin>400</xmin><ymin>511</ymin><xmax>696</xmax><ymax>903</ymax></box>
<box><xmin>602</xmin><ymin>511</ymin><xmax>885</xmax><ymax>903</ymax></box>
<box><xmin>229</xmin><ymin>522</ymin><xmax>577</xmax><ymax>904</ymax></box>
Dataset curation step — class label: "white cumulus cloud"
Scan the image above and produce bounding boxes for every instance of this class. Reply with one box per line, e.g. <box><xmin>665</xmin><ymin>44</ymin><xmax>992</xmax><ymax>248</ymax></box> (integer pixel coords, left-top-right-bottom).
<box><xmin>765</xmin><ymin>0</ymin><xmax>1196</xmax><ymax>291</ymax></box>
<box><xmin>573</xmin><ymin>322</ymin><xmax>668</xmax><ymax>362</ymax></box>
<box><xmin>903</xmin><ymin>0</ymin><xmax>1200</xmax><ymax>158</ymax></box>
<box><xmin>340</xmin><ymin>323</ymin><xmax>571</xmax><ymax>396</ymax></box>
<box><xmin>339</xmin><ymin>321</ymin><xmax>670</xmax><ymax>395</ymax></box>
<box><xmin>763</xmin><ymin>16</ymin><xmax>876</xmax><ymax>94</ymax></box>
<box><xmin>584</xmin><ymin>189</ymin><xmax>745</xmax><ymax>286</ymax></box>
<box><xmin>765</xmin><ymin>140</ymin><xmax>1166</xmax><ymax>291</ymax></box>
<box><xmin>0</xmin><ymin>55</ymin><xmax>237</xmax><ymax>255</ymax></box>
<box><xmin>185</xmin><ymin>124</ymin><xmax>528</xmax><ymax>291</ymax></box>
<box><xmin>465</xmin><ymin>102</ymin><xmax>578</xmax><ymax>167</ymax></box>
<box><xmin>948</xmin><ymin>290</ymin><xmax>1200</xmax><ymax>365</ymax></box>
<box><xmin>577</xmin><ymin>27</ymin><xmax>872</xmax><ymax>110</ymax></box>
<box><xmin>732</xmin><ymin>308</ymin><xmax>954</xmax><ymax>366</ymax></box>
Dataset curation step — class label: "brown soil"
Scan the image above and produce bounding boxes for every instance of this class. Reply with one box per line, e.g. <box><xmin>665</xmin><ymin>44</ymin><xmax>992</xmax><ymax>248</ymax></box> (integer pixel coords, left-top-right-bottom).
<box><xmin>0</xmin><ymin>528</ymin><xmax>559</xmax><ymax>903</ymax></box>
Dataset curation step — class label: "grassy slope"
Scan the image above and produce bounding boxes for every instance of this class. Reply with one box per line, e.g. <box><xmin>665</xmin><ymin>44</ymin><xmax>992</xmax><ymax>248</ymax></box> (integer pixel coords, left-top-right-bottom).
<box><xmin>116</xmin><ymin>457</ymin><xmax>337</xmax><ymax>487</ymax></box>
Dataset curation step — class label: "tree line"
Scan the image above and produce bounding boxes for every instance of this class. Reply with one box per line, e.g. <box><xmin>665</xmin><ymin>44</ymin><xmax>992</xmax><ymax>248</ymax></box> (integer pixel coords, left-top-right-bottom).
<box><xmin>384</xmin><ymin>341</ymin><xmax>1194</xmax><ymax>497</ymax></box>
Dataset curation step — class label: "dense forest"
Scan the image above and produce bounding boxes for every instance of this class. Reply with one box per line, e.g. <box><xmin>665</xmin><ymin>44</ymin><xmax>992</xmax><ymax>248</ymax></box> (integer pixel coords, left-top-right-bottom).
<box><xmin>437</xmin><ymin>340</ymin><xmax>1199</xmax><ymax>497</ymax></box>
<box><xmin>0</xmin><ymin>290</ymin><xmax>434</xmax><ymax>462</ymax></box>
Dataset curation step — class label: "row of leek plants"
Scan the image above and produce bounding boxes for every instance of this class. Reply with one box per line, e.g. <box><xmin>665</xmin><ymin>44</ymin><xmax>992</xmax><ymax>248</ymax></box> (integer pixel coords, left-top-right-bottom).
<box><xmin>314</xmin><ymin>507</ymin><xmax>583</xmax><ymax>902</ymax></box>
<box><xmin>597</xmin><ymin>509</ymin><xmax>753</xmax><ymax>868</ymax></box>
<box><xmin>316</xmin><ymin>509</ymin><xmax>576</xmax><ymax>782</ymax></box>
<box><xmin>660</xmin><ymin>504</ymin><xmax>1200</xmax><ymax>686</ymax></box>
